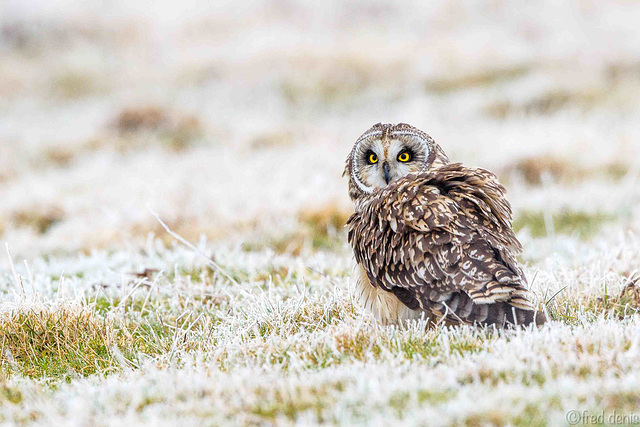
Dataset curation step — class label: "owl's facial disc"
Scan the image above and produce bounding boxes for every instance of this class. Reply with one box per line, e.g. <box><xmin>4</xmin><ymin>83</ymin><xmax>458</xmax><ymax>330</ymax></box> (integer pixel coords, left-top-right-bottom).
<box><xmin>347</xmin><ymin>123</ymin><xmax>448</xmax><ymax>202</ymax></box>
<box><xmin>354</xmin><ymin>134</ymin><xmax>430</xmax><ymax>192</ymax></box>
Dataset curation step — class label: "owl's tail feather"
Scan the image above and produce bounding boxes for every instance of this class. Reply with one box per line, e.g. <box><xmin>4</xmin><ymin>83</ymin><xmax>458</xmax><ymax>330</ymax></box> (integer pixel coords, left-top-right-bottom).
<box><xmin>432</xmin><ymin>292</ymin><xmax>546</xmax><ymax>327</ymax></box>
<box><xmin>496</xmin><ymin>302</ymin><xmax>546</xmax><ymax>327</ymax></box>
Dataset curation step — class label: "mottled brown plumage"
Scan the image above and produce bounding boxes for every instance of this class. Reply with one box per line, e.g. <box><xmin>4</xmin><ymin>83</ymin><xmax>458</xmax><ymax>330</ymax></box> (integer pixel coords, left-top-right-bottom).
<box><xmin>345</xmin><ymin>123</ymin><xmax>546</xmax><ymax>327</ymax></box>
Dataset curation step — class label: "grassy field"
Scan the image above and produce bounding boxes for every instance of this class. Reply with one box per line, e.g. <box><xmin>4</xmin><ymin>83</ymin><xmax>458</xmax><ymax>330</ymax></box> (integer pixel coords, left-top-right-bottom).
<box><xmin>2</xmin><ymin>1</ymin><xmax>640</xmax><ymax>425</ymax></box>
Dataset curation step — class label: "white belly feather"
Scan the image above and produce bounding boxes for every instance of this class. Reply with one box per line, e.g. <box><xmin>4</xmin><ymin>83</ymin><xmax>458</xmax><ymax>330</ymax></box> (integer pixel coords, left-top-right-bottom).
<box><xmin>353</xmin><ymin>264</ymin><xmax>425</xmax><ymax>325</ymax></box>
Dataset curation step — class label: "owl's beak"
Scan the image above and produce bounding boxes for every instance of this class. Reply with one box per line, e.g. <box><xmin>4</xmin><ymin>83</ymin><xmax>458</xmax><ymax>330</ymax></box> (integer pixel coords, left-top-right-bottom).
<box><xmin>383</xmin><ymin>162</ymin><xmax>391</xmax><ymax>184</ymax></box>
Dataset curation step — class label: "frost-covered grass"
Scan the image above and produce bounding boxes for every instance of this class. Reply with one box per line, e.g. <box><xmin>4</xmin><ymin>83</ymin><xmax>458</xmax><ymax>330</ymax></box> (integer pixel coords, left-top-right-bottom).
<box><xmin>1</xmin><ymin>235</ymin><xmax>640</xmax><ymax>425</ymax></box>
<box><xmin>2</xmin><ymin>0</ymin><xmax>640</xmax><ymax>425</ymax></box>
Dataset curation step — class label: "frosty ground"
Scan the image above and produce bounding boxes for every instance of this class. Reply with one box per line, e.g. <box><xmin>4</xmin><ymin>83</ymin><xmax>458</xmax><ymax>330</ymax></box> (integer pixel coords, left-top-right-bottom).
<box><xmin>2</xmin><ymin>1</ymin><xmax>640</xmax><ymax>425</ymax></box>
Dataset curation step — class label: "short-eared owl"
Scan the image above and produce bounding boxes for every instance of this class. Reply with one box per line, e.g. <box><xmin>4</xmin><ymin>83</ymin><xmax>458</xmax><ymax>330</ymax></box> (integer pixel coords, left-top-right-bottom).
<box><xmin>345</xmin><ymin>123</ymin><xmax>546</xmax><ymax>327</ymax></box>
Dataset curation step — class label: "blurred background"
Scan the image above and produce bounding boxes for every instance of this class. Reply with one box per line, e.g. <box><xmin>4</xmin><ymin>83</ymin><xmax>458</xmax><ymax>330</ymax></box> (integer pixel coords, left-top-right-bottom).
<box><xmin>1</xmin><ymin>0</ymin><xmax>640</xmax><ymax>259</ymax></box>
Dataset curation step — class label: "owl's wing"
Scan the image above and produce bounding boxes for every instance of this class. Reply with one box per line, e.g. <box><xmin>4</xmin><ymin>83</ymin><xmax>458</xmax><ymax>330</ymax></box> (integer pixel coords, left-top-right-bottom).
<box><xmin>348</xmin><ymin>163</ymin><xmax>537</xmax><ymax>323</ymax></box>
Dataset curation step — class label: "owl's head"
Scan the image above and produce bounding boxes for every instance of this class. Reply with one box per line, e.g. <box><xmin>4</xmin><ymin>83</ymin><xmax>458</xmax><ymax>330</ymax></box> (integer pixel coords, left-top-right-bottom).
<box><xmin>345</xmin><ymin>123</ymin><xmax>449</xmax><ymax>202</ymax></box>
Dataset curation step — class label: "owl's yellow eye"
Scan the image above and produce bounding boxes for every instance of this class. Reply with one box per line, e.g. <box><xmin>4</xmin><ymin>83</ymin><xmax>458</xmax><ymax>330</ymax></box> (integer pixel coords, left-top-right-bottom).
<box><xmin>398</xmin><ymin>151</ymin><xmax>411</xmax><ymax>162</ymax></box>
<box><xmin>368</xmin><ymin>153</ymin><xmax>378</xmax><ymax>164</ymax></box>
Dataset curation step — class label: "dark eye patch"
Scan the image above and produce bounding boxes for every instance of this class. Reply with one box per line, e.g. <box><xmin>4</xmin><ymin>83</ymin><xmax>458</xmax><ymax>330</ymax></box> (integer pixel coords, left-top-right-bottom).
<box><xmin>364</xmin><ymin>150</ymin><xmax>378</xmax><ymax>164</ymax></box>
